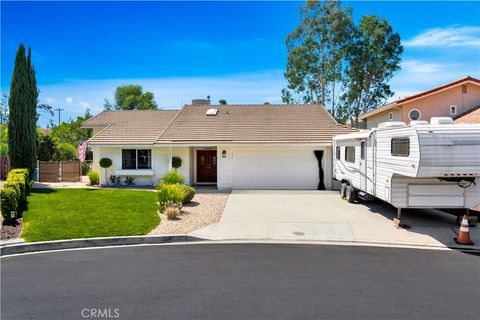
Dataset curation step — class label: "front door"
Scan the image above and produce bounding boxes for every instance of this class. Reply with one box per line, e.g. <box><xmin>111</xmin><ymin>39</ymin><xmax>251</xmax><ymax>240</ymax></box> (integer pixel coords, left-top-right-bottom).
<box><xmin>196</xmin><ymin>150</ymin><xmax>217</xmax><ymax>183</ymax></box>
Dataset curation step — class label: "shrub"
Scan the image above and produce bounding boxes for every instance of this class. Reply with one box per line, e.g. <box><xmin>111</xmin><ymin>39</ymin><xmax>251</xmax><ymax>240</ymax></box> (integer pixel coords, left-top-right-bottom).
<box><xmin>172</xmin><ymin>156</ymin><xmax>182</xmax><ymax>170</ymax></box>
<box><xmin>3</xmin><ymin>181</ymin><xmax>21</xmax><ymax>203</ymax></box>
<box><xmin>6</xmin><ymin>175</ymin><xmax>26</xmax><ymax>207</ymax></box>
<box><xmin>99</xmin><ymin>158</ymin><xmax>112</xmax><ymax>168</ymax></box>
<box><xmin>181</xmin><ymin>185</ymin><xmax>196</xmax><ymax>204</ymax></box>
<box><xmin>9</xmin><ymin>168</ymin><xmax>29</xmax><ymax>192</ymax></box>
<box><xmin>88</xmin><ymin>171</ymin><xmax>100</xmax><ymax>185</ymax></box>
<box><xmin>109</xmin><ymin>175</ymin><xmax>121</xmax><ymax>186</ymax></box>
<box><xmin>156</xmin><ymin>183</ymin><xmax>184</xmax><ymax>212</ymax></box>
<box><xmin>53</xmin><ymin>143</ymin><xmax>77</xmax><ymax>161</ymax></box>
<box><xmin>161</xmin><ymin>171</ymin><xmax>184</xmax><ymax>185</ymax></box>
<box><xmin>1</xmin><ymin>187</ymin><xmax>18</xmax><ymax>221</ymax></box>
<box><xmin>81</xmin><ymin>162</ymin><xmax>91</xmax><ymax>175</ymax></box>
<box><xmin>164</xmin><ymin>202</ymin><xmax>182</xmax><ymax>220</ymax></box>
<box><xmin>124</xmin><ymin>176</ymin><xmax>135</xmax><ymax>186</ymax></box>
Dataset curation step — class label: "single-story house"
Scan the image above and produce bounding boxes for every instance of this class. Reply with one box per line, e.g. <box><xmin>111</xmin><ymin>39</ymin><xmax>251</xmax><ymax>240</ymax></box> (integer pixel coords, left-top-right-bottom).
<box><xmin>359</xmin><ymin>76</ymin><xmax>480</xmax><ymax>128</ymax></box>
<box><xmin>81</xmin><ymin>103</ymin><xmax>354</xmax><ymax>189</ymax></box>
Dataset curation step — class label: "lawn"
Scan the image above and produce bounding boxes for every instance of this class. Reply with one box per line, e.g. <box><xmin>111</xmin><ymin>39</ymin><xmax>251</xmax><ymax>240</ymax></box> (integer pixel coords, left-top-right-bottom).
<box><xmin>21</xmin><ymin>188</ymin><xmax>160</xmax><ymax>242</ymax></box>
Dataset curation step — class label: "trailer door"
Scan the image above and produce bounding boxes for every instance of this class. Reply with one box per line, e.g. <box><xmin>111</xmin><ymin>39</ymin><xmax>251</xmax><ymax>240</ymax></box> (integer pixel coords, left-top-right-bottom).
<box><xmin>360</xmin><ymin>140</ymin><xmax>367</xmax><ymax>191</ymax></box>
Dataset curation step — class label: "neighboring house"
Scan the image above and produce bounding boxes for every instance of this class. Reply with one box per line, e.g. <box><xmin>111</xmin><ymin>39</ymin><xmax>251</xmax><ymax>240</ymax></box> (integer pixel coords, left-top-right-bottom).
<box><xmin>81</xmin><ymin>104</ymin><xmax>354</xmax><ymax>189</ymax></box>
<box><xmin>359</xmin><ymin>76</ymin><xmax>480</xmax><ymax>128</ymax></box>
<box><xmin>454</xmin><ymin>105</ymin><xmax>480</xmax><ymax>124</ymax></box>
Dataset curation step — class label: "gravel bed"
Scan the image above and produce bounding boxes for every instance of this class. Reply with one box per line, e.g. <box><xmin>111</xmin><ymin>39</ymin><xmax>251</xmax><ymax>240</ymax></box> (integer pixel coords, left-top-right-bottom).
<box><xmin>1</xmin><ymin>218</ymin><xmax>23</xmax><ymax>240</ymax></box>
<box><xmin>149</xmin><ymin>193</ymin><xmax>229</xmax><ymax>235</ymax></box>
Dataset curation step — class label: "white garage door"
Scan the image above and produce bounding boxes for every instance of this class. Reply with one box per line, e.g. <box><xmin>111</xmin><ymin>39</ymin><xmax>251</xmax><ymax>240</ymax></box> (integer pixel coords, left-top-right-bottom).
<box><xmin>231</xmin><ymin>149</ymin><xmax>321</xmax><ymax>189</ymax></box>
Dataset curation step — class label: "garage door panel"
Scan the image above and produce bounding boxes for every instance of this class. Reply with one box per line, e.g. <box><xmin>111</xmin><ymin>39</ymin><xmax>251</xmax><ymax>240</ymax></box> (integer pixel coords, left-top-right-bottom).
<box><xmin>231</xmin><ymin>149</ymin><xmax>319</xmax><ymax>189</ymax></box>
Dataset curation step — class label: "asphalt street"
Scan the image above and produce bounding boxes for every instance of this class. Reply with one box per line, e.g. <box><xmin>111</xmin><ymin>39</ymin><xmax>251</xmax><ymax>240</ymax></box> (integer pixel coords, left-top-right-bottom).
<box><xmin>1</xmin><ymin>244</ymin><xmax>479</xmax><ymax>320</ymax></box>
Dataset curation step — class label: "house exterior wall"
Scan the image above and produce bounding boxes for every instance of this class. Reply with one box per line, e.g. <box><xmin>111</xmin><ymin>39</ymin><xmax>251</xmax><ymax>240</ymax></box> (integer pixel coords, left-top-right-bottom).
<box><xmin>364</xmin><ymin>83</ymin><xmax>480</xmax><ymax>128</ymax></box>
<box><xmin>366</xmin><ymin>108</ymin><xmax>402</xmax><ymax>128</ymax></box>
<box><xmin>171</xmin><ymin>147</ymin><xmax>191</xmax><ymax>185</ymax></box>
<box><xmin>93</xmin><ymin>146</ymin><xmax>170</xmax><ymax>186</ymax></box>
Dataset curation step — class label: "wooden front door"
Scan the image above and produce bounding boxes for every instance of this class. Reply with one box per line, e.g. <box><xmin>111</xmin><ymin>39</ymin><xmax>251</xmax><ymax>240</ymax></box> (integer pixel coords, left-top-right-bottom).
<box><xmin>196</xmin><ymin>150</ymin><xmax>217</xmax><ymax>183</ymax></box>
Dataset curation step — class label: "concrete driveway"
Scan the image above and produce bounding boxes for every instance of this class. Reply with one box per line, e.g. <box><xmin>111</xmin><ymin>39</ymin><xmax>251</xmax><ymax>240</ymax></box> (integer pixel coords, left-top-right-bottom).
<box><xmin>191</xmin><ymin>190</ymin><xmax>480</xmax><ymax>249</ymax></box>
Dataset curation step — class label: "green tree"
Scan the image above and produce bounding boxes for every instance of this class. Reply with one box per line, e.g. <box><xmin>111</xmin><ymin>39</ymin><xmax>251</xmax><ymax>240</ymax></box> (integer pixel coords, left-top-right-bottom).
<box><xmin>8</xmin><ymin>44</ymin><xmax>38</xmax><ymax>178</ymax></box>
<box><xmin>104</xmin><ymin>85</ymin><xmax>158</xmax><ymax>110</ymax></box>
<box><xmin>52</xmin><ymin>142</ymin><xmax>77</xmax><ymax>161</ymax></box>
<box><xmin>37</xmin><ymin>130</ymin><xmax>56</xmax><ymax>161</ymax></box>
<box><xmin>50</xmin><ymin>110</ymin><xmax>92</xmax><ymax>146</ymax></box>
<box><xmin>218</xmin><ymin>99</ymin><xmax>227</xmax><ymax>105</ymax></box>
<box><xmin>338</xmin><ymin>15</ymin><xmax>402</xmax><ymax>125</ymax></box>
<box><xmin>282</xmin><ymin>0</ymin><xmax>354</xmax><ymax>116</ymax></box>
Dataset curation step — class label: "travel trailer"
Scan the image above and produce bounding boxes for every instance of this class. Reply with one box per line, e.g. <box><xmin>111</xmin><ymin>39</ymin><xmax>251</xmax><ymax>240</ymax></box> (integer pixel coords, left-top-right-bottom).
<box><xmin>333</xmin><ymin>117</ymin><xmax>480</xmax><ymax>222</ymax></box>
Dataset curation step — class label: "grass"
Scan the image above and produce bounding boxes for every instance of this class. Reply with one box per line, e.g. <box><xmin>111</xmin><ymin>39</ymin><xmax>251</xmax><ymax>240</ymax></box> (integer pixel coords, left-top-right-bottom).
<box><xmin>21</xmin><ymin>188</ymin><xmax>160</xmax><ymax>242</ymax></box>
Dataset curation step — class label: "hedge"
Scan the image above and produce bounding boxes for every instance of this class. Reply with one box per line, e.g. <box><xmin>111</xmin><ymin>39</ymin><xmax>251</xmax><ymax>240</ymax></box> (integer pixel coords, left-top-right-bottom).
<box><xmin>9</xmin><ymin>168</ymin><xmax>29</xmax><ymax>192</ymax></box>
<box><xmin>1</xmin><ymin>187</ymin><xmax>18</xmax><ymax>221</ymax></box>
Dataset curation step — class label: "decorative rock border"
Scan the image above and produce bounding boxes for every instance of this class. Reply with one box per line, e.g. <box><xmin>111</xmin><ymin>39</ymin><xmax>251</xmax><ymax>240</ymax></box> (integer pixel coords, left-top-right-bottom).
<box><xmin>0</xmin><ymin>235</ymin><xmax>204</xmax><ymax>256</ymax></box>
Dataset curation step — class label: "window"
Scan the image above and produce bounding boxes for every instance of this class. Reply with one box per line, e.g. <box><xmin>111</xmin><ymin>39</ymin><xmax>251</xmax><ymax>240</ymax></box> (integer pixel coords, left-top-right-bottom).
<box><xmin>361</xmin><ymin>141</ymin><xmax>366</xmax><ymax>160</ymax></box>
<box><xmin>345</xmin><ymin>146</ymin><xmax>355</xmax><ymax>163</ymax></box>
<box><xmin>388</xmin><ymin>112</ymin><xmax>393</xmax><ymax>121</ymax></box>
<box><xmin>391</xmin><ymin>138</ymin><xmax>410</xmax><ymax>157</ymax></box>
<box><xmin>450</xmin><ymin>105</ymin><xmax>457</xmax><ymax>115</ymax></box>
<box><xmin>462</xmin><ymin>85</ymin><xmax>467</xmax><ymax>94</ymax></box>
<box><xmin>122</xmin><ymin>149</ymin><xmax>152</xmax><ymax>169</ymax></box>
<box><xmin>408</xmin><ymin>109</ymin><xmax>421</xmax><ymax>121</ymax></box>
<box><xmin>335</xmin><ymin>146</ymin><xmax>340</xmax><ymax>160</ymax></box>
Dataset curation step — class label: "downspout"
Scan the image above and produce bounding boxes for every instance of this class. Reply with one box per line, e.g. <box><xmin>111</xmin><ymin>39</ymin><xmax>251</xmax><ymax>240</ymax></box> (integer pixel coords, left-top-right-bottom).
<box><xmin>168</xmin><ymin>146</ymin><xmax>173</xmax><ymax>171</ymax></box>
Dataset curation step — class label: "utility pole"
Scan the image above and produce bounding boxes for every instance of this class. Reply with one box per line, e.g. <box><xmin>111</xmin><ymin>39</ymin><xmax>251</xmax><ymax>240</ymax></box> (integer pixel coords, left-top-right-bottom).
<box><xmin>54</xmin><ymin>108</ymin><xmax>64</xmax><ymax>126</ymax></box>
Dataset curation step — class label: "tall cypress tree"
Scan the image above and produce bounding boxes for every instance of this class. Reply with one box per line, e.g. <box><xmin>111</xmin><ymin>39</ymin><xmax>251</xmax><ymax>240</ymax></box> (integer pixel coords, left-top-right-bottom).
<box><xmin>8</xmin><ymin>44</ymin><xmax>38</xmax><ymax>178</ymax></box>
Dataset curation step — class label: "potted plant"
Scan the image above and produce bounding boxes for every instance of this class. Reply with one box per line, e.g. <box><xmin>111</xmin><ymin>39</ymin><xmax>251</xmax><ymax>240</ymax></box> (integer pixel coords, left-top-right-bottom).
<box><xmin>99</xmin><ymin>157</ymin><xmax>112</xmax><ymax>185</ymax></box>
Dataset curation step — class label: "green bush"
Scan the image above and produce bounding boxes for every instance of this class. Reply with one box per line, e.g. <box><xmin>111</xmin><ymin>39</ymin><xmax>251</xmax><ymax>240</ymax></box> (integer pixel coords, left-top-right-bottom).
<box><xmin>161</xmin><ymin>171</ymin><xmax>184</xmax><ymax>185</ymax></box>
<box><xmin>1</xmin><ymin>187</ymin><xmax>18</xmax><ymax>221</ymax></box>
<box><xmin>88</xmin><ymin>171</ymin><xmax>100</xmax><ymax>185</ymax></box>
<box><xmin>53</xmin><ymin>143</ymin><xmax>77</xmax><ymax>161</ymax></box>
<box><xmin>3</xmin><ymin>181</ymin><xmax>21</xmax><ymax>203</ymax></box>
<box><xmin>172</xmin><ymin>156</ymin><xmax>182</xmax><ymax>170</ymax></box>
<box><xmin>156</xmin><ymin>183</ymin><xmax>185</xmax><ymax>212</ymax></box>
<box><xmin>99</xmin><ymin>158</ymin><xmax>113</xmax><ymax>168</ymax></box>
<box><xmin>6</xmin><ymin>174</ymin><xmax>26</xmax><ymax>207</ymax></box>
<box><xmin>81</xmin><ymin>162</ymin><xmax>91</xmax><ymax>175</ymax></box>
<box><xmin>181</xmin><ymin>185</ymin><xmax>196</xmax><ymax>204</ymax></box>
<box><xmin>9</xmin><ymin>168</ymin><xmax>29</xmax><ymax>192</ymax></box>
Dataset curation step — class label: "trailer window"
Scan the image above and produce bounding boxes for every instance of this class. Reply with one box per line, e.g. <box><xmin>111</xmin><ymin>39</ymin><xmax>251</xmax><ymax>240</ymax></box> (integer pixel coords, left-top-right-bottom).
<box><xmin>336</xmin><ymin>146</ymin><xmax>340</xmax><ymax>160</ymax></box>
<box><xmin>361</xmin><ymin>142</ymin><xmax>366</xmax><ymax>160</ymax></box>
<box><xmin>391</xmin><ymin>138</ymin><xmax>410</xmax><ymax>157</ymax></box>
<box><xmin>345</xmin><ymin>146</ymin><xmax>355</xmax><ymax>163</ymax></box>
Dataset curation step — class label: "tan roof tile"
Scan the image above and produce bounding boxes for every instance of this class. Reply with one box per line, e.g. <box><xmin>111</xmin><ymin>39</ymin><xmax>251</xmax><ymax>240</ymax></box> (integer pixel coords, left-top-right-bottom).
<box><xmin>454</xmin><ymin>105</ymin><xmax>480</xmax><ymax>124</ymax></box>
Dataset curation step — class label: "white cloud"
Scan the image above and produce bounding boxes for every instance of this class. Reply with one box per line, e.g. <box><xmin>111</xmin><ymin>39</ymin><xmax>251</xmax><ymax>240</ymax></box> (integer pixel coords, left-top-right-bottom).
<box><xmin>45</xmin><ymin>97</ymin><xmax>56</xmax><ymax>104</ymax></box>
<box><xmin>65</xmin><ymin>97</ymin><xmax>73</xmax><ymax>105</ymax></box>
<box><xmin>388</xmin><ymin>59</ymin><xmax>479</xmax><ymax>102</ymax></box>
<box><xmin>79</xmin><ymin>101</ymin><xmax>90</xmax><ymax>109</ymax></box>
<box><xmin>403</xmin><ymin>26</ymin><xmax>480</xmax><ymax>48</ymax></box>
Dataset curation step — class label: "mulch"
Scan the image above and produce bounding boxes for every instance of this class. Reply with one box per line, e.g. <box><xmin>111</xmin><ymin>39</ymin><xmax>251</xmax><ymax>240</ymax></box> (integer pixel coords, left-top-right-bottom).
<box><xmin>1</xmin><ymin>218</ymin><xmax>23</xmax><ymax>240</ymax></box>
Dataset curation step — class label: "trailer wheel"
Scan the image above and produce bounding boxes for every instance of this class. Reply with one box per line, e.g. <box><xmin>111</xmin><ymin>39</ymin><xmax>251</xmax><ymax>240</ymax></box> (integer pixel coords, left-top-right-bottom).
<box><xmin>340</xmin><ymin>183</ymin><xmax>347</xmax><ymax>199</ymax></box>
<box><xmin>346</xmin><ymin>186</ymin><xmax>356</xmax><ymax>203</ymax></box>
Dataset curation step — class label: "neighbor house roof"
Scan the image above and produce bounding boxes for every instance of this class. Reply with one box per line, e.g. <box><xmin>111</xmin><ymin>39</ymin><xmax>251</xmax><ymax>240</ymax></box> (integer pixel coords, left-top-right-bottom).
<box><xmin>454</xmin><ymin>105</ymin><xmax>480</xmax><ymax>124</ymax></box>
<box><xmin>358</xmin><ymin>76</ymin><xmax>480</xmax><ymax>121</ymax></box>
<box><xmin>82</xmin><ymin>104</ymin><xmax>355</xmax><ymax>145</ymax></box>
<box><xmin>82</xmin><ymin>110</ymin><xmax>178</xmax><ymax>145</ymax></box>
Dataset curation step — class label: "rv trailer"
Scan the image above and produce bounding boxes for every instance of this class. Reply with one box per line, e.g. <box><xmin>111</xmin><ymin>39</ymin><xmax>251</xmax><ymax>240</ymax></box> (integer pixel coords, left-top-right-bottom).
<box><xmin>333</xmin><ymin>117</ymin><xmax>480</xmax><ymax>223</ymax></box>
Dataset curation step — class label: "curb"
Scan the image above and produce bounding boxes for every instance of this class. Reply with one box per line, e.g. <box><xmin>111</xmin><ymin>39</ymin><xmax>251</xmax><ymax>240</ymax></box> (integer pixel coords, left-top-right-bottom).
<box><xmin>0</xmin><ymin>235</ymin><xmax>205</xmax><ymax>256</ymax></box>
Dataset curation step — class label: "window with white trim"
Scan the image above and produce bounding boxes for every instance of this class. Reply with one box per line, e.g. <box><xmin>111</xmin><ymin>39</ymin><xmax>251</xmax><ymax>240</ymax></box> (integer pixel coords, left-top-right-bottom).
<box><xmin>345</xmin><ymin>146</ymin><xmax>355</xmax><ymax>163</ymax></box>
<box><xmin>450</xmin><ymin>105</ymin><xmax>457</xmax><ymax>115</ymax></box>
<box><xmin>408</xmin><ymin>109</ymin><xmax>421</xmax><ymax>121</ymax></box>
<box><xmin>122</xmin><ymin>149</ymin><xmax>151</xmax><ymax>169</ymax></box>
<box><xmin>388</xmin><ymin>112</ymin><xmax>393</xmax><ymax>121</ymax></box>
<box><xmin>391</xmin><ymin>138</ymin><xmax>410</xmax><ymax>157</ymax></box>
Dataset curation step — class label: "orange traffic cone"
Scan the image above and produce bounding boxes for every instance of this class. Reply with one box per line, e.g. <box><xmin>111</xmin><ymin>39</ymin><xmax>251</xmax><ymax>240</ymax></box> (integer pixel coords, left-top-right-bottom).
<box><xmin>454</xmin><ymin>214</ymin><xmax>474</xmax><ymax>245</ymax></box>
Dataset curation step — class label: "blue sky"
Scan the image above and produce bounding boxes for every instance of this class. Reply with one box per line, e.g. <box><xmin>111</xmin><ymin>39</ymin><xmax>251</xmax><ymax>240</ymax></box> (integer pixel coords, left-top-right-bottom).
<box><xmin>1</xmin><ymin>1</ymin><xmax>479</xmax><ymax>127</ymax></box>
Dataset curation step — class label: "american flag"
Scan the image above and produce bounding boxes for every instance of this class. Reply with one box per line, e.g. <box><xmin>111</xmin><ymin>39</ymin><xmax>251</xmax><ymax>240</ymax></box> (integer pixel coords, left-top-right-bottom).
<box><xmin>77</xmin><ymin>140</ymin><xmax>88</xmax><ymax>162</ymax></box>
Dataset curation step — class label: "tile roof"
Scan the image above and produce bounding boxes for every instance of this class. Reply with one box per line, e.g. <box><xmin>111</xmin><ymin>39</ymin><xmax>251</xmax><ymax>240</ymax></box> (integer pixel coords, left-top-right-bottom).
<box><xmin>454</xmin><ymin>105</ymin><xmax>480</xmax><ymax>124</ymax></box>
<box><xmin>82</xmin><ymin>110</ymin><xmax>178</xmax><ymax>145</ymax></box>
<box><xmin>359</xmin><ymin>76</ymin><xmax>480</xmax><ymax>120</ymax></box>
<box><xmin>83</xmin><ymin>105</ymin><xmax>355</xmax><ymax>145</ymax></box>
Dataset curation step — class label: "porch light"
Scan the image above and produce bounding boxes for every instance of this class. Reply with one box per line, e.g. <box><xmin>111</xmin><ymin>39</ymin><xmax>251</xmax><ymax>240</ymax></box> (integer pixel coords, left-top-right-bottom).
<box><xmin>222</xmin><ymin>150</ymin><xmax>226</xmax><ymax>158</ymax></box>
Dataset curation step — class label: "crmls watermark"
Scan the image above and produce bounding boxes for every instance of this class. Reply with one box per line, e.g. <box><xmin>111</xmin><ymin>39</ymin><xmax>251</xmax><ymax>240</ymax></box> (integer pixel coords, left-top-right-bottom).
<box><xmin>81</xmin><ymin>308</ymin><xmax>120</xmax><ymax>318</ymax></box>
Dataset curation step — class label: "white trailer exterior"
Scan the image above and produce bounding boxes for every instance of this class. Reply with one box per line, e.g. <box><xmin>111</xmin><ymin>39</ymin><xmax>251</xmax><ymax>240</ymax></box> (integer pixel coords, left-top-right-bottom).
<box><xmin>332</xmin><ymin>118</ymin><xmax>480</xmax><ymax>213</ymax></box>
